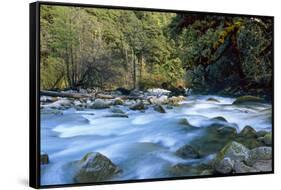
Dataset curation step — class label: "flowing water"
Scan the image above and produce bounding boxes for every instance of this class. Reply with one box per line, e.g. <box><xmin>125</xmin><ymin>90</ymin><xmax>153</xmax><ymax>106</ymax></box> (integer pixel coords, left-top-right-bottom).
<box><xmin>40</xmin><ymin>95</ymin><xmax>272</xmax><ymax>185</ymax></box>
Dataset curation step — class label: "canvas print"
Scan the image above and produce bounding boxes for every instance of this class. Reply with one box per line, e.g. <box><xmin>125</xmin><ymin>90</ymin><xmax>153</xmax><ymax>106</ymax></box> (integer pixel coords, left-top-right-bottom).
<box><xmin>39</xmin><ymin>4</ymin><xmax>273</xmax><ymax>186</ymax></box>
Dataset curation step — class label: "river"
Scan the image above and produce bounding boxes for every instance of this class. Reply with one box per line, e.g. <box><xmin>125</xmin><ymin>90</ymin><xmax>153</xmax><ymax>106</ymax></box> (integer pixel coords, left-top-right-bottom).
<box><xmin>40</xmin><ymin>95</ymin><xmax>272</xmax><ymax>185</ymax></box>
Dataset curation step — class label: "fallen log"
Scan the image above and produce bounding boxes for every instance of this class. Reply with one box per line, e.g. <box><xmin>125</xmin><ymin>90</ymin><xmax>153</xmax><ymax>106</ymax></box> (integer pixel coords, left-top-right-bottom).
<box><xmin>41</xmin><ymin>90</ymin><xmax>91</xmax><ymax>99</ymax></box>
<box><xmin>41</xmin><ymin>90</ymin><xmax>146</xmax><ymax>100</ymax></box>
<box><xmin>95</xmin><ymin>93</ymin><xmax>115</xmax><ymax>99</ymax></box>
<box><xmin>119</xmin><ymin>96</ymin><xmax>145</xmax><ymax>100</ymax></box>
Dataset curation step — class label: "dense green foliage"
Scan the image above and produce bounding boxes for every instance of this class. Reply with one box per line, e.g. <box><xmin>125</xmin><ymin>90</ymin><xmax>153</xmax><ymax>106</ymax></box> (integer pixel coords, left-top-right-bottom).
<box><xmin>40</xmin><ymin>6</ymin><xmax>273</xmax><ymax>97</ymax></box>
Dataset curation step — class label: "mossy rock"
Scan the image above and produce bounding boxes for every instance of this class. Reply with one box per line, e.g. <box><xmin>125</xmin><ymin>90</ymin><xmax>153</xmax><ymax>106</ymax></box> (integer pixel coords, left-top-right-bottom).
<box><xmin>74</xmin><ymin>152</ymin><xmax>121</xmax><ymax>183</ymax></box>
<box><xmin>256</xmin><ymin>130</ymin><xmax>268</xmax><ymax>137</ymax></box>
<box><xmin>175</xmin><ymin>144</ymin><xmax>200</xmax><ymax>159</ymax></box>
<box><xmin>41</xmin><ymin>154</ymin><xmax>49</xmax><ymax>165</ymax></box>
<box><xmin>263</xmin><ymin>132</ymin><xmax>272</xmax><ymax>146</ymax></box>
<box><xmin>110</xmin><ymin>107</ymin><xmax>125</xmax><ymax>114</ymax></box>
<box><xmin>178</xmin><ymin>118</ymin><xmax>191</xmax><ymax>125</ymax></box>
<box><xmin>232</xmin><ymin>95</ymin><xmax>263</xmax><ymax>105</ymax></box>
<box><xmin>234</xmin><ymin>137</ymin><xmax>263</xmax><ymax>149</ymax></box>
<box><xmin>90</xmin><ymin>99</ymin><xmax>110</xmax><ymax>109</ymax></box>
<box><xmin>239</xmin><ymin>126</ymin><xmax>257</xmax><ymax>138</ymax></box>
<box><xmin>214</xmin><ymin>141</ymin><xmax>249</xmax><ymax>167</ymax></box>
<box><xmin>189</xmin><ymin>125</ymin><xmax>237</xmax><ymax>156</ymax></box>
<box><xmin>113</xmin><ymin>98</ymin><xmax>124</xmax><ymax>105</ymax></box>
<box><xmin>169</xmin><ymin>163</ymin><xmax>212</xmax><ymax>177</ymax></box>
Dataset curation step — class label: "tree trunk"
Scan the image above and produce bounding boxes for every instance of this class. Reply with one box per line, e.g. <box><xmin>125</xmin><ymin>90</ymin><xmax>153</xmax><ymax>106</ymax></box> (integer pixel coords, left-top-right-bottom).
<box><xmin>132</xmin><ymin>48</ymin><xmax>136</xmax><ymax>89</ymax></box>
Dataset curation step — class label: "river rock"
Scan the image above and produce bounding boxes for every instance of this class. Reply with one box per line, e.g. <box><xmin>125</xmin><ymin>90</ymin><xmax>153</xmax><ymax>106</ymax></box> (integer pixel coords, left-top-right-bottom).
<box><xmin>168</xmin><ymin>96</ymin><xmax>185</xmax><ymax>105</ymax></box>
<box><xmin>263</xmin><ymin>132</ymin><xmax>272</xmax><ymax>146</ymax></box>
<box><xmin>43</xmin><ymin>99</ymin><xmax>72</xmax><ymax>109</ymax></box>
<box><xmin>216</xmin><ymin>126</ymin><xmax>237</xmax><ymax>136</ymax></box>
<box><xmin>110</xmin><ymin>107</ymin><xmax>125</xmax><ymax>114</ymax></box>
<box><xmin>211</xmin><ymin>116</ymin><xmax>227</xmax><ymax>122</ymax></box>
<box><xmin>90</xmin><ymin>99</ymin><xmax>110</xmax><ymax>109</ymax></box>
<box><xmin>252</xmin><ymin>159</ymin><xmax>272</xmax><ymax>172</ymax></box>
<box><xmin>239</xmin><ymin>126</ymin><xmax>257</xmax><ymax>138</ymax></box>
<box><xmin>148</xmin><ymin>95</ymin><xmax>169</xmax><ymax>105</ymax></box>
<box><xmin>41</xmin><ymin>108</ymin><xmax>63</xmax><ymax>115</ymax></box>
<box><xmin>234</xmin><ymin>137</ymin><xmax>262</xmax><ymax>149</ymax></box>
<box><xmin>176</xmin><ymin>144</ymin><xmax>200</xmax><ymax>159</ymax></box>
<box><xmin>74</xmin><ymin>152</ymin><xmax>121</xmax><ymax>183</ymax></box>
<box><xmin>246</xmin><ymin>146</ymin><xmax>272</xmax><ymax>166</ymax></box>
<box><xmin>215</xmin><ymin>157</ymin><xmax>234</xmax><ymax>174</ymax></box>
<box><xmin>200</xmin><ymin>170</ymin><xmax>213</xmax><ymax>175</ymax></box>
<box><xmin>178</xmin><ymin>118</ymin><xmax>191</xmax><ymax>126</ymax></box>
<box><xmin>147</xmin><ymin>88</ymin><xmax>171</xmax><ymax>96</ymax></box>
<box><xmin>73</xmin><ymin>100</ymin><xmax>82</xmax><ymax>106</ymax></box>
<box><xmin>166</xmin><ymin>105</ymin><xmax>174</xmax><ymax>109</ymax></box>
<box><xmin>214</xmin><ymin>141</ymin><xmax>249</xmax><ymax>173</ymax></box>
<box><xmin>153</xmin><ymin>105</ymin><xmax>166</xmax><ymax>113</ymax></box>
<box><xmin>256</xmin><ymin>131</ymin><xmax>268</xmax><ymax>137</ymax></box>
<box><xmin>207</xmin><ymin>97</ymin><xmax>220</xmax><ymax>103</ymax></box>
<box><xmin>232</xmin><ymin>95</ymin><xmax>263</xmax><ymax>105</ymax></box>
<box><xmin>41</xmin><ymin>154</ymin><xmax>49</xmax><ymax>165</ymax></box>
<box><xmin>129</xmin><ymin>102</ymin><xmax>145</xmax><ymax>110</ymax></box>
<box><xmin>116</xmin><ymin>87</ymin><xmax>131</xmax><ymax>95</ymax></box>
<box><xmin>113</xmin><ymin>98</ymin><xmax>124</xmax><ymax>105</ymax></box>
<box><xmin>233</xmin><ymin>161</ymin><xmax>258</xmax><ymax>173</ymax></box>
<box><xmin>104</xmin><ymin>113</ymin><xmax>128</xmax><ymax>118</ymax></box>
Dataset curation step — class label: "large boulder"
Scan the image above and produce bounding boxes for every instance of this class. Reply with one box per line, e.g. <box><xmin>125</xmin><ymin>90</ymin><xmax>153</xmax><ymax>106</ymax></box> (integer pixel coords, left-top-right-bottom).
<box><xmin>232</xmin><ymin>95</ymin><xmax>263</xmax><ymax>105</ymax></box>
<box><xmin>175</xmin><ymin>144</ymin><xmax>200</xmax><ymax>159</ymax></box>
<box><xmin>74</xmin><ymin>152</ymin><xmax>121</xmax><ymax>183</ymax></box>
<box><xmin>189</xmin><ymin>124</ymin><xmax>237</xmax><ymax>156</ymax></box>
<box><xmin>90</xmin><ymin>99</ymin><xmax>110</xmax><ymax>109</ymax></box>
<box><xmin>216</xmin><ymin>141</ymin><xmax>249</xmax><ymax>163</ymax></box>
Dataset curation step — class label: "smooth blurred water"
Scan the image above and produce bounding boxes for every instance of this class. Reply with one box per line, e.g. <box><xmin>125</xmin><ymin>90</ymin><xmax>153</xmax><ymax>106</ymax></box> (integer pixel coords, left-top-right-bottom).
<box><xmin>40</xmin><ymin>95</ymin><xmax>272</xmax><ymax>185</ymax></box>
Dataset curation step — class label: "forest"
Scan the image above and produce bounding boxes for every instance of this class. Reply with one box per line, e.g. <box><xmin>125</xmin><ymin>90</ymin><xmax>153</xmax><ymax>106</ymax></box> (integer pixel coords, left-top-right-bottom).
<box><xmin>40</xmin><ymin>5</ymin><xmax>273</xmax><ymax>98</ymax></box>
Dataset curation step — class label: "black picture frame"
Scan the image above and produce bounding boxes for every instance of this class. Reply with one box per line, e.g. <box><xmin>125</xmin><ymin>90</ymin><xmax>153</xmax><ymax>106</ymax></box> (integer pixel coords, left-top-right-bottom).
<box><xmin>29</xmin><ymin>1</ymin><xmax>274</xmax><ymax>189</ymax></box>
